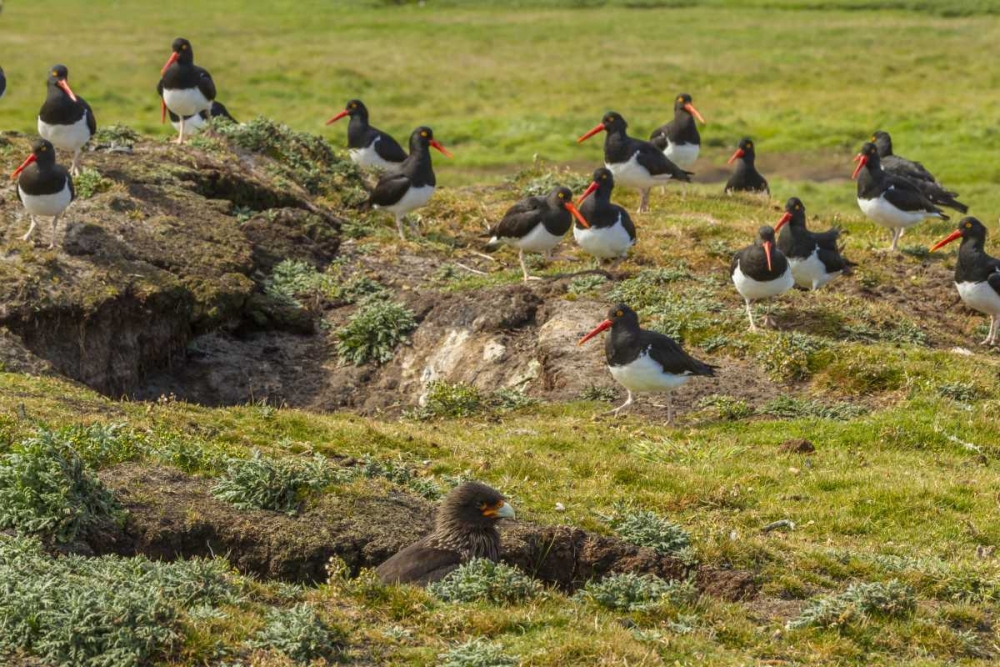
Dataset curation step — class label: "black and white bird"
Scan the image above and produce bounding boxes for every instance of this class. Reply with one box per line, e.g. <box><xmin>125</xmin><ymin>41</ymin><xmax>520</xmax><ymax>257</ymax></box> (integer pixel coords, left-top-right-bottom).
<box><xmin>485</xmin><ymin>186</ymin><xmax>589</xmax><ymax>281</ymax></box>
<box><xmin>376</xmin><ymin>481</ymin><xmax>515</xmax><ymax>586</ymax></box>
<box><xmin>774</xmin><ymin>197</ymin><xmax>845</xmax><ymax>290</ymax></box>
<box><xmin>853</xmin><ymin>141</ymin><xmax>947</xmax><ymax>252</ymax></box>
<box><xmin>367</xmin><ymin>126</ymin><xmax>451</xmax><ymax>240</ymax></box>
<box><xmin>930</xmin><ymin>218</ymin><xmax>1000</xmax><ymax>347</ymax></box>
<box><xmin>872</xmin><ymin>131</ymin><xmax>967</xmax><ymax>213</ymax></box>
<box><xmin>0</xmin><ymin>66</ymin><xmax>7</xmax><ymax>100</ymax></box>
<box><xmin>326</xmin><ymin>99</ymin><xmax>407</xmax><ymax>171</ymax></box>
<box><xmin>731</xmin><ymin>226</ymin><xmax>794</xmax><ymax>330</ymax></box>
<box><xmin>578</xmin><ymin>304</ymin><xmax>716</xmax><ymax>423</ymax></box>
<box><xmin>578</xmin><ymin>112</ymin><xmax>692</xmax><ymax>213</ymax></box>
<box><xmin>649</xmin><ymin>93</ymin><xmax>705</xmax><ymax>170</ymax></box>
<box><xmin>168</xmin><ymin>100</ymin><xmax>235</xmax><ymax>136</ymax></box>
<box><xmin>37</xmin><ymin>65</ymin><xmax>95</xmax><ymax>176</ymax></box>
<box><xmin>725</xmin><ymin>137</ymin><xmax>769</xmax><ymax>195</ymax></box>
<box><xmin>11</xmin><ymin>138</ymin><xmax>75</xmax><ymax>248</ymax></box>
<box><xmin>158</xmin><ymin>38</ymin><xmax>216</xmax><ymax>144</ymax></box>
<box><xmin>574</xmin><ymin>168</ymin><xmax>636</xmax><ymax>265</ymax></box>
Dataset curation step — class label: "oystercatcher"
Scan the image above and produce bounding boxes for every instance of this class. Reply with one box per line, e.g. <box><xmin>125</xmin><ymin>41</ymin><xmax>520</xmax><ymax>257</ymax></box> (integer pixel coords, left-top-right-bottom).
<box><xmin>872</xmin><ymin>131</ymin><xmax>967</xmax><ymax>213</ymax></box>
<box><xmin>649</xmin><ymin>93</ymin><xmax>705</xmax><ymax>170</ymax></box>
<box><xmin>774</xmin><ymin>197</ymin><xmax>845</xmax><ymax>290</ymax></box>
<box><xmin>376</xmin><ymin>481</ymin><xmax>514</xmax><ymax>586</ymax></box>
<box><xmin>731</xmin><ymin>226</ymin><xmax>794</xmax><ymax>330</ymax></box>
<box><xmin>577</xmin><ymin>304</ymin><xmax>716</xmax><ymax>423</ymax></box>
<box><xmin>168</xmin><ymin>100</ymin><xmax>236</xmax><ymax>135</ymax></box>
<box><xmin>11</xmin><ymin>139</ymin><xmax>74</xmax><ymax>248</ymax></box>
<box><xmin>326</xmin><ymin>99</ymin><xmax>407</xmax><ymax>171</ymax></box>
<box><xmin>485</xmin><ymin>186</ymin><xmax>589</xmax><ymax>281</ymax></box>
<box><xmin>853</xmin><ymin>141</ymin><xmax>947</xmax><ymax>251</ymax></box>
<box><xmin>725</xmin><ymin>137</ymin><xmax>769</xmax><ymax>195</ymax></box>
<box><xmin>368</xmin><ymin>126</ymin><xmax>451</xmax><ymax>240</ymax></box>
<box><xmin>574</xmin><ymin>167</ymin><xmax>636</xmax><ymax>264</ymax></box>
<box><xmin>157</xmin><ymin>38</ymin><xmax>216</xmax><ymax>145</ymax></box>
<box><xmin>0</xmin><ymin>66</ymin><xmax>6</xmax><ymax>99</ymax></box>
<box><xmin>930</xmin><ymin>217</ymin><xmax>1000</xmax><ymax>346</ymax></box>
<box><xmin>578</xmin><ymin>112</ymin><xmax>692</xmax><ymax>213</ymax></box>
<box><xmin>37</xmin><ymin>65</ymin><xmax>95</xmax><ymax>176</ymax></box>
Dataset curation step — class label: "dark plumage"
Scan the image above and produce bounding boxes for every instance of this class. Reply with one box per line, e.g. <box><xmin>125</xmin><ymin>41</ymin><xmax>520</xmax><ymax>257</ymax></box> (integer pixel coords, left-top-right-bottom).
<box><xmin>930</xmin><ymin>217</ymin><xmax>1000</xmax><ymax>346</ymax></box>
<box><xmin>574</xmin><ymin>168</ymin><xmax>636</xmax><ymax>263</ymax></box>
<box><xmin>872</xmin><ymin>131</ymin><xmax>967</xmax><ymax>214</ymax></box>
<box><xmin>775</xmin><ymin>197</ymin><xmax>845</xmax><ymax>290</ymax></box>
<box><xmin>327</xmin><ymin>99</ymin><xmax>407</xmax><ymax>170</ymax></box>
<box><xmin>725</xmin><ymin>138</ymin><xmax>769</xmax><ymax>194</ymax></box>
<box><xmin>376</xmin><ymin>481</ymin><xmax>515</xmax><ymax>586</ymax></box>
<box><xmin>730</xmin><ymin>226</ymin><xmax>794</xmax><ymax>330</ymax></box>
<box><xmin>168</xmin><ymin>100</ymin><xmax>236</xmax><ymax>131</ymax></box>
<box><xmin>37</xmin><ymin>65</ymin><xmax>96</xmax><ymax>175</ymax></box>
<box><xmin>649</xmin><ymin>93</ymin><xmax>704</xmax><ymax>170</ymax></box>
<box><xmin>12</xmin><ymin>138</ymin><xmax>75</xmax><ymax>248</ymax></box>
<box><xmin>158</xmin><ymin>38</ymin><xmax>217</xmax><ymax>144</ymax></box>
<box><xmin>0</xmin><ymin>66</ymin><xmax>7</xmax><ymax>100</ymax></box>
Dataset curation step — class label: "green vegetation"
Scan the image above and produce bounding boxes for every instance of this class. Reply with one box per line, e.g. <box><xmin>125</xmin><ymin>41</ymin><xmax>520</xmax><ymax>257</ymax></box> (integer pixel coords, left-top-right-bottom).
<box><xmin>605</xmin><ymin>502</ymin><xmax>693</xmax><ymax>558</ymax></box>
<box><xmin>428</xmin><ymin>559</ymin><xmax>545</xmax><ymax>605</ymax></box>
<box><xmin>248</xmin><ymin>603</ymin><xmax>344</xmax><ymax>662</ymax></box>
<box><xmin>211</xmin><ymin>450</ymin><xmax>332</xmax><ymax>515</ymax></box>
<box><xmin>788</xmin><ymin>579</ymin><xmax>917</xmax><ymax>630</ymax></box>
<box><xmin>575</xmin><ymin>574</ymin><xmax>696</xmax><ymax>612</ymax></box>
<box><xmin>439</xmin><ymin>638</ymin><xmax>517</xmax><ymax>667</ymax></box>
<box><xmin>335</xmin><ymin>299</ymin><xmax>417</xmax><ymax>365</ymax></box>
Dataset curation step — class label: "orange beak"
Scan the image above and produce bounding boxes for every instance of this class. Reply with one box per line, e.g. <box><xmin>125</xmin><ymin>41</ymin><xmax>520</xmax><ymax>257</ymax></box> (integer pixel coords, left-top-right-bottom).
<box><xmin>774</xmin><ymin>212</ymin><xmax>793</xmax><ymax>233</ymax></box>
<box><xmin>684</xmin><ymin>102</ymin><xmax>706</xmax><ymax>124</ymax></box>
<box><xmin>161</xmin><ymin>51</ymin><xmax>180</xmax><ymax>76</ymax></box>
<box><xmin>56</xmin><ymin>80</ymin><xmax>78</xmax><ymax>103</ymax></box>
<box><xmin>564</xmin><ymin>201</ymin><xmax>589</xmax><ymax>228</ymax></box>
<box><xmin>326</xmin><ymin>109</ymin><xmax>349</xmax><ymax>125</ymax></box>
<box><xmin>577</xmin><ymin>123</ymin><xmax>606</xmax><ymax>143</ymax></box>
<box><xmin>763</xmin><ymin>240</ymin><xmax>774</xmax><ymax>272</ymax></box>
<box><xmin>429</xmin><ymin>139</ymin><xmax>453</xmax><ymax>158</ymax></box>
<box><xmin>727</xmin><ymin>148</ymin><xmax>745</xmax><ymax>165</ymax></box>
<box><xmin>578</xmin><ymin>319</ymin><xmax>613</xmax><ymax>346</ymax></box>
<box><xmin>576</xmin><ymin>181</ymin><xmax>599</xmax><ymax>207</ymax></box>
<box><xmin>851</xmin><ymin>154</ymin><xmax>867</xmax><ymax>180</ymax></box>
<box><xmin>11</xmin><ymin>153</ymin><xmax>37</xmax><ymax>181</ymax></box>
<box><xmin>930</xmin><ymin>229</ymin><xmax>963</xmax><ymax>252</ymax></box>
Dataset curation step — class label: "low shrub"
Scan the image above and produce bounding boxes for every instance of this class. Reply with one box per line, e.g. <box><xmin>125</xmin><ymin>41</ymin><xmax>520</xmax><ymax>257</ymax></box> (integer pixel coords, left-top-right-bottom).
<box><xmin>429</xmin><ymin>559</ymin><xmax>544</xmax><ymax>605</ymax></box>
<box><xmin>335</xmin><ymin>300</ymin><xmax>416</xmax><ymax>365</ymax></box>
<box><xmin>248</xmin><ymin>603</ymin><xmax>344</xmax><ymax>663</ymax></box>
<box><xmin>211</xmin><ymin>450</ymin><xmax>332</xmax><ymax>515</ymax></box>
<box><xmin>439</xmin><ymin>638</ymin><xmax>517</xmax><ymax>667</ymax></box>
<box><xmin>575</xmin><ymin>573</ymin><xmax>696</xmax><ymax>612</ymax></box>
<box><xmin>788</xmin><ymin>579</ymin><xmax>917</xmax><ymax>629</ymax></box>
<box><xmin>605</xmin><ymin>503</ymin><xmax>692</xmax><ymax>557</ymax></box>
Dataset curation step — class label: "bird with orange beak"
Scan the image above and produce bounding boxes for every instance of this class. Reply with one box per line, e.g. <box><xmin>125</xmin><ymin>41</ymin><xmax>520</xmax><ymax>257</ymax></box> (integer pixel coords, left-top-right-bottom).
<box><xmin>37</xmin><ymin>65</ymin><xmax>96</xmax><ymax>176</ymax></box>
<box><xmin>326</xmin><ymin>99</ymin><xmax>407</xmax><ymax>172</ymax></box>
<box><xmin>157</xmin><ymin>38</ymin><xmax>216</xmax><ymax>145</ymax></box>
<box><xmin>929</xmin><ymin>217</ymin><xmax>1000</xmax><ymax>347</ymax></box>
<box><xmin>649</xmin><ymin>93</ymin><xmax>706</xmax><ymax>171</ymax></box>
<box><xmin>725</xmin><ymin>138</ymin><xmax>769</xmax><ymax>195</ymax></box>
<box><xmin>11</xmin><ymin>139</ymin><xmax>75</xmax><ymax>248</ymax></box>
<box><xmin>577</xmin><ymin>304</ymin><xmax>715</xmax><ymax>423</ymax></box>
<box><xmin>731</xmin><ymin>226</ymin><xmax>793</xmax><ymax>331</ymax></box>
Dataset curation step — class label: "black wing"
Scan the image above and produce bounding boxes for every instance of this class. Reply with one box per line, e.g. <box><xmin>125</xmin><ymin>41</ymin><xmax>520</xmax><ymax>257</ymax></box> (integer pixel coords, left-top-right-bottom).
<box><xmin>883</xmin><ymin>155</ymin><xmax>937</xmax><ymax>185</ymax></box>
<box><xmin>376</xmin><ymin>543</ymin><xmax>461</xmax><ymax>586</ymax></box>
<box><xmin>910</xmin><ymin>179</ymin><xmax>967</xmax><ymax>213</ymax></box>
<box><xmin>817</xmin><ymin>246</ymin><xmax>846</xmax><ymax>274</ymax></box>
<box><xmin>156</xmin><ymin>79</ymin><xmax>164</xmax><ymax>98</ymax></box>
<box><xmin>883</xmin><ymin>179</ymin><xmax>947</xmax><ymax>217</ymax></box>
<box><xmin>79</xmin><ymin>97</ymin><xmax>97</xmax><ymax>136</ymax></box>
<box><xmin>729</xmin><ymin>249</ymin><xmax>742</xmax><ymax>277</ymax></box>
<box><xmin>634</xmin><ymin>142</ymin><xmax>692</xmax><ymax>181</ymax></box>
<box><xmin>489</xmin><ymin>197</ymin><xmax>544</xmax><ymax>239</ymax></box>
<box><xmin>648</xmin><ymin>122</ymin><xmax>671</xmax><ymax>151</ymax></box>
<box><xmin>373</xmin><ymin>130</ymin><xmax>408</xmax><ymax>163</ymax></box>
<box><xmin>644</xmin><ymin>331</ymin><xmax>716</xmax><ymax>377</ymax></box>
<box><xmin>66</xmin><ymin>170</ymin><xmax>76</xmax><ymax>202</ymax></box>
<box><xmin>988</xmin><ymin>270</ymin><xmax>1000</xmax><ymax>299</ymax></box>
<box><xmin>210</xmin><ymin>101</ymin><xmax>236</xmax><ymax>123</ymax></box>
<box><xmin>195</xmin><ymin>67</ymin><xmax>216</xmax><ymax>102</ymax></box>
<box><xmin>811</xmin><ymin>228</ymin><xmax>840</xmax><ymax>251</ymax></box>
<box><xmin>617</xmin><ymin>206</ymin><xmax>637</xmax><ymax>242</ymax></box>
<box><xmin>370</xmin><ymin>172</ymin><xmax>413</xmax><ymax>208</ymax></box>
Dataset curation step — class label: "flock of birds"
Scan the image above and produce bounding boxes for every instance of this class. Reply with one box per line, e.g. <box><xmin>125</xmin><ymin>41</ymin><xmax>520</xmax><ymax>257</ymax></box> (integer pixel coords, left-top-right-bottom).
<box><xmin>2</xmin><ymin>38</ymin><xmax>999</xmax><ymax>429</ymax></box>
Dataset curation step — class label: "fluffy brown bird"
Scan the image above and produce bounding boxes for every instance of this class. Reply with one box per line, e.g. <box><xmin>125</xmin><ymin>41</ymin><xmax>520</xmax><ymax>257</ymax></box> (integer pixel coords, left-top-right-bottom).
<box><xmin>376</xmin><ymin>481</ymin><xmax>516</xmax><ymax>586</ymax></box>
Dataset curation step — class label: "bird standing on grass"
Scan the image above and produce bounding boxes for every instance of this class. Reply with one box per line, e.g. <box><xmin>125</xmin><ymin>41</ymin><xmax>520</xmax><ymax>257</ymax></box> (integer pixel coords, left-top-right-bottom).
<box><xmin>326</xmin><ymin>99</ymin><xmax>407</xmax><ymax>171</ymax></box>
<box><xmin>649</xmin><ymin>92</ymin><xmax>705</xmax><ymax>170</ymax></box>
<box><xmin>485</xmin><ymin>186</ymin><xmax>589</xmax><ymax>282</ymax></box>
<box><xmin>731</xmin><ymin>226</ymin><xmax>794</xmax><ymax>330</ymax></box>
<box><xmin>930</xmin><ymin>218</ymin><xmax>1000</xmax><ymax>347</ymax></box>
<box><xmin>367</xmin><ymin>126</ymin><xmax>451</xmax><ymax>240</ymax></box>
<box><xmin>158</xmin><ymin>38</ymin><xmax>216</xmax><ymax>145</ymax></box>
<box><xmin>871</xmin><ymin>131</ymin><xmax>967</xmax><ymax>214</ymax></box>
<box><xmin>774</xmin><ymin>197</ymin><xmax>845</xmax><ymax>290</ymax></box>
<box><xmin>578</xmin><ymin>111</ymin><xmax>692</xmax><ymax>213</ymax></box>
<box><xmin>37</xmin><ymin>65</ymin><xmax>95</xmax><ymax>175</ymax></box>
<box><xmin>11</xmin><ymin>138</ymin><xmax>74</xmax><ymax>248</ymax></box>
<box><xmin>577</xmin><ymin>304</ymin><xmax>716</xmax><ymax>423</ymax></box>
<box><xmin>725</xmin><ymin>137</ymin><xmax>769</xmax><ymax>195</ymax></box>
<box><xmin>574</xmin><ymin>168</ymin><xmax>636</xmax><ymax>266</ymax></box>
<box><xmin>376</xmin><ymin>481</ymin><xmax>515</xmax><ymax>586</ymax></box>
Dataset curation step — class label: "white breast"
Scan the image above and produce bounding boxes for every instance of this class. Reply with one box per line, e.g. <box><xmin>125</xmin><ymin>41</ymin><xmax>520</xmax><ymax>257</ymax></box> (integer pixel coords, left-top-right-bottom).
<box><xmin>38</xmin><ymin>113</ymin><xmax>92</xmax><ymax>152</ymax></box>
<box><xmin>19</xmin><ymin>184</ymin><xmax>73</xmax><ymax>217</ymax></box>
<box><xmin>377</xmin><ymin>184</ymin><xmax>435</xmax><ymax>216</ymax></box>
<box><xmin>664</xmin><ymin>141</ymin><xmax>699</xmax><ymax>170</ymax></box>
<box><xmin>607</xmin><ymin>153</ymin><xmax>672</xmax><ymax>190</ymax></box>
<box><xmin>163</xmin><ymin>87</ymin><xmax>211</xmax><ymax>117</ymax></box>
<box><xmin>956</xmin><ymin>280</ymin><xmax>1000</xmax><ymax>316</ymax></box>
<box><xmin>350</xmin><ymin>138</ymin><xmax>400</xmax><ymax>172</ymax></box>
<box><xmin>789</xmin><ymin>250</ymin><xmax>841</xmax><ymax>290</ymax></box>
<box><xmin>573</xmin><ymin>216</ymin><xmax>634</xmax><ymax>258</ymax></box>
<box><xmin>171</xmin><ymin>112</ymin><xmax>209</xmax><ymax>134</ymax></box>
<box><xmin>609</xmin><ymin>349</ymin><xmax>692</xmax><ymax>393</ymax></box>
<box><xmin>732</xmin><ymin>260</ymin><xmax>794</xmax><ymax>301</ymax></box>
<box><xmin>506</xmin><ymin>222</ymin><xmax>564</xmax><ymax>253</ymax></box>
<box><xmin>857</xmin><ymin>194</ymin><xmax>936</xmax><ymax>229</ymax></box>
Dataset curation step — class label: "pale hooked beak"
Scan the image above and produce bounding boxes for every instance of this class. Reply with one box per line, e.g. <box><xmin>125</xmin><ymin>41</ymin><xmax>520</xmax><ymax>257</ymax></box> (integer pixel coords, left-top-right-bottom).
<box><xmin>495</xmin><ymin>502</ymin><xmax>516</xmax><ymax>519</ymax></box>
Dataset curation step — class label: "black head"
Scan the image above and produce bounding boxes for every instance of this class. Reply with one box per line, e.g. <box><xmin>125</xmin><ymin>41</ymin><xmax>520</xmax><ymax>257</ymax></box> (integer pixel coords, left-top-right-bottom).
<box><xmin>438</xmin><ymin>481</ymin><xmax>514</xmax><ymax>531</ymax></box>
<box><xmin>546</xmin><ymin>186</ymin><xmax>574</xmax><ymax>207</ymax></box>
<box><xmin>46</xmin><ymin>65</ymin><xmax>69</xmax><ymax>86</ymax></box>
<box><xmin>757</xmin><ymin>225</ymin><xmax>777</xmax><ymax>245</ymax></box>
<box><xmin>172</xmin><ymin>38</ymin><xmax>194</xmax><ymax>61</ymax></box>
<box><xmin>852</xmin><ymin>141</ymin><xmax>881</xmax><ymax>178</ymax></box>
<box><xmin>871</xmin><ymin>131</ymin><xmax>892</xmax><ymax>157</ymax></box>
<box><xmin>728</xmin><ymin>137</ymin><xmax>757</xmax><ymax>165</ymax></box>
<box><xmin>344</xmin><ymin>99</ymin><xmax>368</xmax><ymax>118</ymax></box>
<box><xmin>776</xmin><ymin>197</ymin><xmax>806</xmax><ymax>232</ymax></box>
<box><xmin>408</xmin><ymin>126</ymin><xmax>453</xmax><ymax>158</ymax></box>
<box><xmin>577</xmin><ymin>167</ymin><xmax>615</xmax><ymax>206</ymax></box>
<box><xmin>12</xmin><ymin>139</ymin><xmax>56</xmax><ymax>180</ymax></box>
<box><xmin>931</xmin><ymin>217</ymin><xmax>988</xmax><ymax>252</ymax></box>
<box><xmin>674</xmin><ymin>93</ymin><xmax>693</xmax><ymax>112</ymax></box>
<box><xmin>600</xmin><ymin>111</ymin><xmax>627</xmax><ymax>133</ymax></box>
<box><xmin>608</xmin><ymin>303</ymin><xmax>639</xmax><ymax>328</ymax></box>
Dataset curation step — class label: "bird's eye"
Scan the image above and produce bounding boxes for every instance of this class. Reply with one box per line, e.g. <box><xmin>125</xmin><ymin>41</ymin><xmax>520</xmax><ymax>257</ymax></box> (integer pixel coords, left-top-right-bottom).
<box><xmin>350</xmin><ymin>103</ymin><xmax>356</xmax><ymax>109</ymax></box>
<box><xmin>182</xmin><ymin>44</ymin><xmax>188</xmax><ymax>50</ymax></box>
<box><xmin>677</xmin><ymin>97</ymin><xmax>684</xmax><ymax>102</ymax></box>
<box><xmin>421</xmin><ymin>131</ymin><xmax>428</xmax><ymax>137</ymax></box>
<box><xmin>51</xmin><ymin>71</ymin><xmax>58</xmax><ymax>77</ymax></box>
<box><xmin>601</xmin><ymin>174</ymin><xmax>607</xmax><ymax>180</ymax></box>
<box><xmin>870</xmin><ymin>136</ymin><xmax>876</xmax><ymax>141</ymax></box>
<box><xmin>616</xmin><ymin>310</ymin><xmax>623</xmax><ymax>317</ymax></box>
<box><xmin>795</xmin><ymin>204</ymin><xmax>801</xmax><ymax>210</ymax></box>
<box><xmin>966</xmin><ymin>222</ymin><xmax>972</xmax><ymax>228</ymax></box>
<box><xmin>558</xmin><ymin>192</ymin><xmax>564</xmax><ymax>199</ymax></box>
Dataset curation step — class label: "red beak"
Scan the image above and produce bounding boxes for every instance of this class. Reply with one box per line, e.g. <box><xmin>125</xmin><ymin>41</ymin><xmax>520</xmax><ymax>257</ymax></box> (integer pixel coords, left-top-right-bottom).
<box><xmin>564</xmin><ymin>201</ymin><xmax>589</xmax><ymax>228</ymax></box>
<box><xmin>326</xmin><ymin>109</ymin><xmax>349</xmax><ymax>125</ymax></box>
<box><xmin>930</xmin><ymin>229</ymin><xmax>963</xmax><ymax>252</ymax></box>
<box><xmin>161</xmin><ymin>51</ymin><xmax>180</xmax><ymax>76</ymax></box>
<box><xmin>763</xmin><ymin>240</ymin><xmax>774</xmax><ymax>272</ymax></box>
<box><xmin>429</xmin><ymin>139</ymin><xmax>453</xmax><ymax>158</ymax></box>
<box><xmin>727</xmin><ymin>148</ymin><xmax>745</xmax><ymax>165</ymax></box>
<box><xmin>577</xmin><ymin>123</ymin><xmax>606</xmax><ymax>143</ymax></box>
<box><xmin>11</xmin><ymin>154</ymin><xmax>37</xmax><ymax>181</ymax></box>
<box><xmin>774</xmin><ymin>212</ymin><xmax>793</xmax><ymax>233</ymax></box>
<box><xmin>851</xmin><ymin>154</ymin><xmax>867</xmax><ymax>180</ymax></box>
<box><xmin>56</xmin><ymin>80</ymin><xmax>78</xmax><ymax>103</ymax></box>
<box><xmin>576</xmin><ymin>181</ymin><xmax>599</xmax><ymax>207</ymax></box>
<box><xmin>578</xmin><ymin>319</ymin><xmax>613</xmax><ymax>346</ymax></box>
<box><xmin>684</xmin><ymin>103</ymin><xmax>706</xmax><ymax>124</ymax></box>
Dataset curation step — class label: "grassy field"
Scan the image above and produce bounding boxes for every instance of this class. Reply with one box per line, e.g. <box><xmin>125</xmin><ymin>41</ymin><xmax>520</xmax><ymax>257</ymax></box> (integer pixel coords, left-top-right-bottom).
<box><xmin>3</xmin><ymin>1</ymin><xmax>1000</xmax><ymax>666</ymax></box>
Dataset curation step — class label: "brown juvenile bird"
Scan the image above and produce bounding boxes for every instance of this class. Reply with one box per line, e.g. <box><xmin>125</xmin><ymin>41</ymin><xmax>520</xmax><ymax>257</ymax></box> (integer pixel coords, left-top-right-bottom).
<box><xmin>376</xmin><ymin>481</ymin><xmax>515</xmax><ymax>586</ymax></box>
